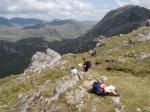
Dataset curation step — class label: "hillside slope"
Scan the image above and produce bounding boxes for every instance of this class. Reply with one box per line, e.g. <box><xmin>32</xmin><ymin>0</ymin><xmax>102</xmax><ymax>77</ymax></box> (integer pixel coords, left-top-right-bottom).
<box><xmin>0</xmin><ymin>26</ymin><xmax>150</xmax><ymax>112</ymax></box>
<box><xmin>90</xmin><ymin>5</ymin><xmax>150</xmax><ymax>37</ymax></box>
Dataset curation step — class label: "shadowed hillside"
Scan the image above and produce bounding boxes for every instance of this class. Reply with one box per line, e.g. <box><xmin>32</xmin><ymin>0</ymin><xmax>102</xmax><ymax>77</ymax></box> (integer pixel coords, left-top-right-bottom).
<box><xmin>0</xmin><ymin>38</ymin><xmax>50</xmax><ymax>77</ymax></box>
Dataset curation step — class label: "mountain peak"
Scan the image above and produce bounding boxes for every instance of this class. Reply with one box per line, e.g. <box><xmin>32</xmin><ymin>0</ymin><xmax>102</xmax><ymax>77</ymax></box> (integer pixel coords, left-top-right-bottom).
<box><xmin>118</xmin><ymin>5</ymin><xmax>139</xmax><ymax>9</ymax></box>
<box><xmin>114</xmin><ymin>5</ymin><xmax>149</xmax><ymax>14</ymax></box>
<box><xmin>92</xmin><ymin>5</ymin><xmax>150</xmax><ymax>36</ymax></box>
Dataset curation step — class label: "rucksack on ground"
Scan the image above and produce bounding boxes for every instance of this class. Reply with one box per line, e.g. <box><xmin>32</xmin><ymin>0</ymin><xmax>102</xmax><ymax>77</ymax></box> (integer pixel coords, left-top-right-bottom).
<box><xmin>92</xmin><ymin>81</ymin><xmax>106</xmax><ymax>96</ymax></box>
<box><xmin>85</xmin><ymin>61</ymin><xmax>91</xmax><ymax>68</ymax></box>
<box><xmin>92</xmin><ymin>81</ymin><xmax>101</xmax><ymax>94</ymax></box>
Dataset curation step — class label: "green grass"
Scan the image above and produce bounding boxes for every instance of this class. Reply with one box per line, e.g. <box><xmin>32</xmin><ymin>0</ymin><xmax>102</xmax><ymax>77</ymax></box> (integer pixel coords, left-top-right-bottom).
<box><xmin>95</xmin><ymin>70</ymin><xmax>150</xmax><ymax>112</ymax></box>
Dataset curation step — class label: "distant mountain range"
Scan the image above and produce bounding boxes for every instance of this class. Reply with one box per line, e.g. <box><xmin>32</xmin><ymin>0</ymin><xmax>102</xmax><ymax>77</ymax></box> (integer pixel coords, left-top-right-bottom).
<box><xmin>0</xmin><ymin>17</ymin><xmax>12</xmax><ymax>26</ymax></box>
<box><xmin>0</xmin><ymin>17</ymin><xmax>44</xmax><ymax>26</ymax></box>
<box><xmin>0</xmin><ymin>18</ymin><xmax>95</xmax><ymax>41</ymax></box>
<box><xmin>10</xmin><ymin>17</ymin><xmax>44</xmax><ymax>26</ymax></box>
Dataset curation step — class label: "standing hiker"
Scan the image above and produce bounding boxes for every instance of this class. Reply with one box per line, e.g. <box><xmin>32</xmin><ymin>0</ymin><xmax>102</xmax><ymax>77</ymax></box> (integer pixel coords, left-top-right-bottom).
<box><xmin>68</xmin><ymin>67</ymin><xmax>81</xmax><ymax>80</ymax></box>
<box><xmin>83</xmin><ymin>58</ymin><xmax>91</xmax><ymax>72</ymax></box>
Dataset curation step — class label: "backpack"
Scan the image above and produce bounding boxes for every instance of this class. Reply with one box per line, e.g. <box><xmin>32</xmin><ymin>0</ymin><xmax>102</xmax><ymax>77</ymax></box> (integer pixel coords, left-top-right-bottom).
<box><xmin>84</xmin><ymin>61</ymin><xmax>91</xmax><ymax>68</ymax></box>
<box><xmin>92</xmin><ymin>82</ymin><xmax>101</xmax><ymax>94</ymax></box>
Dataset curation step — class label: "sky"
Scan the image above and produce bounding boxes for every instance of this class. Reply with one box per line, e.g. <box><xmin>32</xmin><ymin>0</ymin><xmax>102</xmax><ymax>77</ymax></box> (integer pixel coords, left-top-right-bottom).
<box><xmin>0</xmin><ymin>0</ymin><xmax>150</xmax><ymax>21</ymax></box>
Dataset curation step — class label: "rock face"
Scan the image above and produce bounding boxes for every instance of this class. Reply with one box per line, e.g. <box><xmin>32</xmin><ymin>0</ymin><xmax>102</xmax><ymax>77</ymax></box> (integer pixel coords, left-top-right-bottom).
<box><xmin>122</xmin><ymin>31</ymin><xmax>150</xmax><ymax>47</ymax></box>
<box><xmin>144</xmin><ymin>19</ymin><xmax>150</xmax><ymax>26</ymax></box>
<box><xmin>112</xmin><ymin>97</ymin><xmax>123</xmax><ymax>112</ymax></box>
<box><xmin>94</xmin><ymin>35</ymin><xmax>106</xmax><ymax>47</ymax></box>
<box><xmin>136</xmin><ymin>108</ymin><xmax>142</xmax><ymax>112</ymax></box>
<box><xmin>102</xmin><ymin>48</ymin><xmax>119</xmax><ymax>58</ymax></box>
<box><xmin>66</xmin><ymin>86</ymin><xmax>87</xmax><ymax>112</ymax></box>
<box><xmin>112</xmin><ymin>97</ymin><xmax>121</xmax><ymax>109</ymax></box>
<box><xmin>26</xmin><ymin>48</ymin><xmax>61</xmax><ymax>73</ymax></box>
<box><xmin>11</xmin><ymin>79</ymin><xmax>53</xmax><ymax>112</ymax></box>
<box><xmin>48</xmin><ymin>75</ymin><xmax>80</xmax><ymax>103</ymax></box>
<box><xmin>137</xmin><ymin>52</ymin><xmax>150</xmax><ymax>60</ymax></box>
<box><xmin>66</xmin><ymin>86</ymin><xmax>86</xmax><ymax>105</ymax></box>
<box><xmin>54</xmin><ymin>77</ymin><xmax>79</xmax><ymax>95</ymax></box>
<box><xmin>117</xmin><ymin>56</ymin><xmax>127</xmax><ymax>62</ymax></box>
<box><xmin>136</xmin><ymin>32</ymin><xmax>150</xmax><ymax>42</ymax></box>
<box><xmin>45</xmin><ymin>72</ymin><xmax>89</xmax><ymax>111</ymax></box>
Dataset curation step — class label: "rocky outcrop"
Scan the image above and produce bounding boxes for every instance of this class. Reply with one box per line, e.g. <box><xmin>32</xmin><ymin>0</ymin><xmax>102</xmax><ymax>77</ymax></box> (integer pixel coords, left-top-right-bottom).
<box><xmin>102</xmin><ymin>48</ymin><xmax>119</xmax><ymax>58</ymax></box>
<box><xmin>136</xmin><ymin>108</ymin><xmax>142</xmax><ymax>112</ymax></box>
<box><xmin>122</xmin><ymin>31</ymin><xmax>150</xmax><ymax>47</ymax></box>
<box><xmin>117</xmin><ymin>56</ymin><xmax>127</xmax><ymax>63</ymax></box>
<box><xmin>26</xmin><ymin>48</ymin><xmax>61</xmax><ymax>73</ymax></box>
<box><xmin>15</xmin><ymin>75</ymin><xmax>30</xmax><ymax>82</ymax></box>
<box><xmin>94</xmin><ymin>35</ymin><xmax>106</xmax><ymax>47</ymax></box>
<box><xmin>66</xmin><ymin>86</ymin><xmax>86</xmax><ymax>105</ymax></box>
<box><xmin>112</xmin><ymin>97</ymin><xmax>121</xmax><ymax>109</ymax></box>
<box><xmin>47</xmin><ymin>74</ymin><xmax>80</xmax><ymax>104</ymax></box>
<box><xmin>66</xmin><ymin>86</ymin><xmax>87</xmax><ymax>112</ymax></box>
<box><xmin>136</xmin><ymin>52</ymin><xmax>150</xmax><ymax>60</ymax></box>
<box><xmin>112</xmin><ymin>97</ymin><xmax>125</xmax><ymax>112</ymax></box>
<box><xmin>143</xmin><ymin>19</ymin><xmax>150</xmax><ymax>26</ymax></box>
<box><xmin>11</xmin><ymin>79</ymin><xmax>52</xmax><ymax>112</ymax></box>
<box><xmin>11</xmin><ymin>71</ymin><xmax>87</xmax><ymax>112</ymax></box>
<box><xmin>136</xmin><ymin>32</ymin><xmax>150</xmax><ymax>42</ymax></box>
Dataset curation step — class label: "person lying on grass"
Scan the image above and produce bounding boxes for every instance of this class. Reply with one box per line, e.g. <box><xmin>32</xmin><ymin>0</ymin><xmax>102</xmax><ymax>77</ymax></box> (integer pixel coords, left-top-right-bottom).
<box><xmin>92</xmin><ymin>76</ymin><xmax>119</xmax><ymax>96</ymax></box>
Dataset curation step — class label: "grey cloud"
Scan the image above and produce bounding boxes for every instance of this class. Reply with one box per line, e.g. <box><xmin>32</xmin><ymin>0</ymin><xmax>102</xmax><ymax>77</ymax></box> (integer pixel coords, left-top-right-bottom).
<box><xmin>0</xmin><ymin>0</ymin><xmax>108</xmax><ymax>21</ymax></box>
<box><xmin>1</xmin><ymin>0</ymin><xmax>150</xmax><ymax>21</ymax></box>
